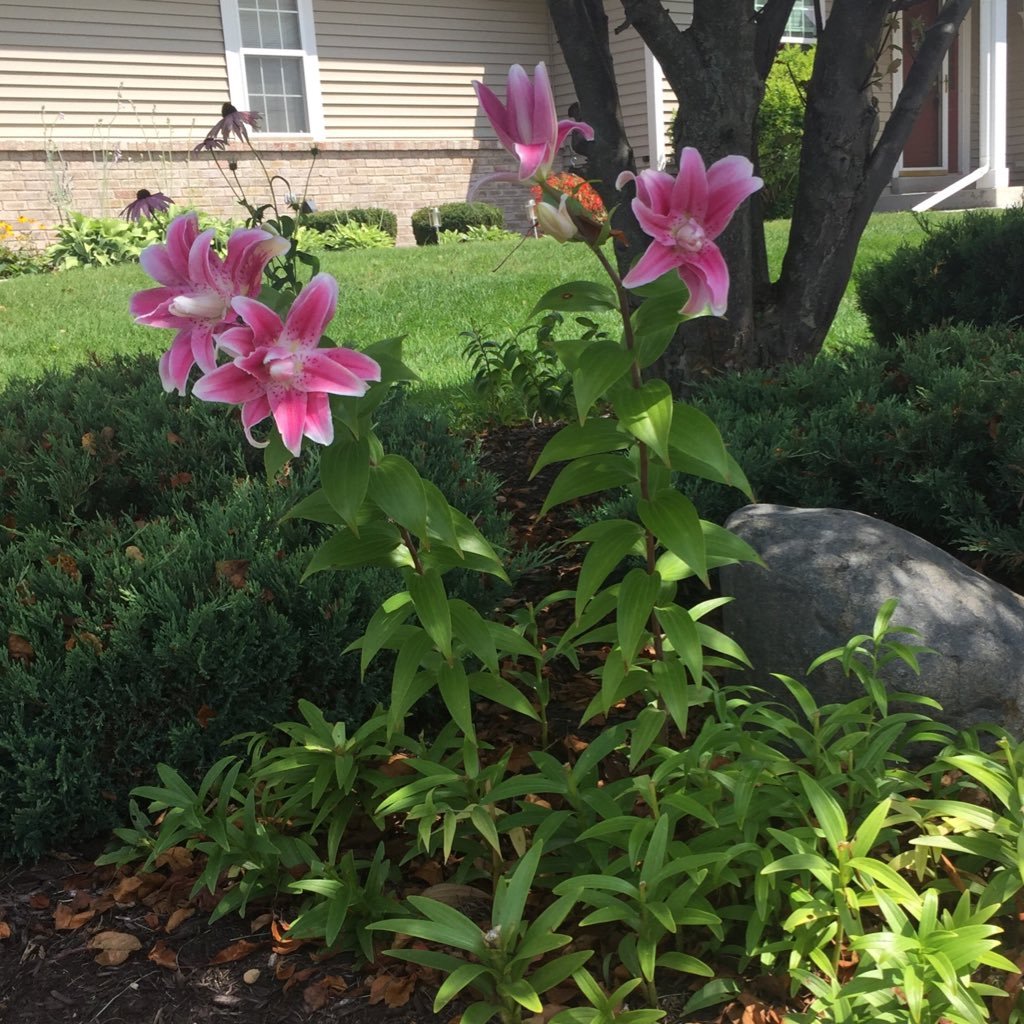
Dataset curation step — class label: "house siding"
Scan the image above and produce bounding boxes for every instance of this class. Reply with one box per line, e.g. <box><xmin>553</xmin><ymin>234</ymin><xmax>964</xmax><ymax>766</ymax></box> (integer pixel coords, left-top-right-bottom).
<box><xmin>0</xmin><ymin>0</ymin><xmax>228</xmax><ymax>141</ymax></box>
<box><xmin>314</xmin><ymin>0</ymin><xmax>555</xmax><ymax>140</ymax></box>
<box><xmin>0</xmin><ymin>0</ymin><xmax>571</xmax><ymax>243</ymax></box>
<box><xmin>1008</xmin><ymin>5</ymin><xmax>1024</xmax><ymax>185</ymax></box>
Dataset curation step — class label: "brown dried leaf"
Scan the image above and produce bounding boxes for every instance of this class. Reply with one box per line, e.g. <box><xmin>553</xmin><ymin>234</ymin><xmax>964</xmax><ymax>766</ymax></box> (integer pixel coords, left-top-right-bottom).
<box><xmin>153</xmin><ymin>846</ymin><xmax>193</xmax><ymax>871</ymax></box>
<box><xmin>81</xmin><ymin>432</ymin><xmax>96</xmax><ymax>454</ymax></box>
<box><xmin>0</xmin><ymin>922</ymin><xmax>11</xmax><ymax>940</ymax></box>
<box><xmin>53</xmin><ymin>903</ymin><xmax>95</xmax><ymax>931</ymax></box>
<box><xmin>166</xmin><ymin>431</ymin><xmax>184</xmax><ymax>446</ymax></box>
<box><xmin>88</xmin><ymin>930</ymin><xmax>142</xmax><ymax>966</ymax></box>
<box><xmin>196</xmin><ymin>704</ymin><xmax>217</xmax><ymax>730</ymax></box>
<box><xmin>124</xmin><ymin>545</ymin><xmax>145</xmax><ymax>563</ymax></box>
<box><xmin>369</xmin><ymin>972</ymin><xmax>416</xmax><ymax>1008</ymax></box>
<box><xmin>214</xmin><ymin>559</ymin><xmax>250</xmax><ymax>590</ymax></box>
<box><xmin>148</xmin><ymin>939</ymin><xmax>179</xmax><ymax>970</ymax></box>
<box><xmin>28</xmin><ymin>892</ymin><xmax>50</xmax><ymax>910</ymax></box>
<box><xmin>283</xmin><ymin>966</ymin><xmax>315</xmax><ymax>992</ymax></box>
<box><xmin>249</xmin><ymin>912</ymin><xmax>274</xmax><ymax>933</ymax></box>
<box><xmin>112</xmin><ymin>875</ymin><xmax>144</xmax><ymax>905</ymax></box>
<box><xmin>7</xmin><ymin>634</ymin><xmax>34</xmax><ymax>665</ymax></box>
<box><xmin>303</xmin><ymin>979</ymin><xmax>332</xmax><ymax>1012</ymax></box>
<box><xmin>165</xmin><ymin>907</ymin><xmax>195</xmax><ymax>934</ymax></box>
<box><xmin>208</xmin><ymin>938</ymin><xmax>263</xmax><ymax>965</ymax></box>
<box><xmin>169</xmin><ymin>471</ymin><xmax>193</xmax><ymax>488</ymax></box>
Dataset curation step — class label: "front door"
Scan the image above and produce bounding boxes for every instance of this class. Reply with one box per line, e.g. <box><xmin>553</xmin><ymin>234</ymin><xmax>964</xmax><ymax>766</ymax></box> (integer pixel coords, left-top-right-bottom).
<box><xmin>902</xmin><ymin>0</ymin><xmax>959</xmax><ymax>172</ymax></box>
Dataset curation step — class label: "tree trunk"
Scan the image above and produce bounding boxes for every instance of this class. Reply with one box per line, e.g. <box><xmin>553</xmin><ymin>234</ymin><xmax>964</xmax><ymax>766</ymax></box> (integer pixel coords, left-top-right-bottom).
<box><xmin>549</xmin><ymin>0</ymin><xmax>973</xmax><ymax>388</ymax></box>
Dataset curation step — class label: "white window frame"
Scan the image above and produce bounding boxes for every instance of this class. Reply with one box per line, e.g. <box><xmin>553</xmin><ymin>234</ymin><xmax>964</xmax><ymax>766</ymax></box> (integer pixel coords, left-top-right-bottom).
<box><xmin>779</xmin><ymin>0</ymin><xmax>820</xmax><ymax>45</ymax></box>
<box><xmin>219</xmin><ymin>0</ymin><xmax>325</xmax><ymax>139</ymax></box>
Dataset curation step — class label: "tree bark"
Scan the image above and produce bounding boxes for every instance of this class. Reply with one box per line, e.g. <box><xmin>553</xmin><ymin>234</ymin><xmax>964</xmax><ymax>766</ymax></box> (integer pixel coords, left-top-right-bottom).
<box><xmin>549</xmin><ymin>0</ymin><xmax>974</xmax><ymax>388</ymax></box>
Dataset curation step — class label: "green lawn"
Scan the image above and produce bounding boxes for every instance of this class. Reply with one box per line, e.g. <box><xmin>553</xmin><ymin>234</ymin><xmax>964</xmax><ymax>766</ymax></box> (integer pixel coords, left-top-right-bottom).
<box><xmin>0</xmin><ymin>210</ymin><xmax>956</xmax><ymax>399</ymax></box>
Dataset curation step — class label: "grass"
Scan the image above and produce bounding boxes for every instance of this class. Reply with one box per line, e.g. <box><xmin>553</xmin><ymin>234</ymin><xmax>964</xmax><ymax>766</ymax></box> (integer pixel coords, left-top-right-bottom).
<box><xmin>0</xmin><ymin>210</ymin><xmax>957</xmax><ymax>399</ymax></box>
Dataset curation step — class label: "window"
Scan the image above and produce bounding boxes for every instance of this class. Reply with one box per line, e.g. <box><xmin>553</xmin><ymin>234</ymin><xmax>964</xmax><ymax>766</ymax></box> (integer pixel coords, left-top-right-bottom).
<box><xmin>219</xmin><ymin>0</ymin><xmax>324</xmax><ymax>136</ymax></box>
<box><xmin>755</xmin><ymin>0</ymin><xmax>819</xmax><ymax>44</ymax></box>
<box><xmin>781</xmin><ymin>0</ymin><xmax>817</xmax><ymax>43</ymax></box>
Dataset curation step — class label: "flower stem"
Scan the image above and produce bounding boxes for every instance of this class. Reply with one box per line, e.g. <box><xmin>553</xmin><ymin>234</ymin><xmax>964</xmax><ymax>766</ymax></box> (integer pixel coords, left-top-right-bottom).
<box><xmin>593</xmin><ymin>244</ymin><xmax>664</xmax><ymax>661</ymax></box>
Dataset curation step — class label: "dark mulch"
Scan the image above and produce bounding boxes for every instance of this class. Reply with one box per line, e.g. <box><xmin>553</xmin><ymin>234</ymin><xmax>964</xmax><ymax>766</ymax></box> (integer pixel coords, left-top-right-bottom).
<box><xmin>0</xmin><ymin>421</ymin><xmax>628</xmax><ymax>1024</ymax></box>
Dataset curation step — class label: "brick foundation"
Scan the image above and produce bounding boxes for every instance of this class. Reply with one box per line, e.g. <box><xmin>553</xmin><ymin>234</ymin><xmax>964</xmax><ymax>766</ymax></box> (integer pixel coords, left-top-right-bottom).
<box><xmin>0</xmin><ymin>138</ymin><xmax>542</xmax><ymax>248</ymax></box>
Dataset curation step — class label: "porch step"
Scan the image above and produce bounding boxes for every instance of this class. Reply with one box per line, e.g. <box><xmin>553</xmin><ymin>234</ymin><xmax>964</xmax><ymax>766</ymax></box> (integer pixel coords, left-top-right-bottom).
<box><xmin>874</xmin><ymin>187</ymin><xmax>1004</xmax><ymax>213</ymax></box>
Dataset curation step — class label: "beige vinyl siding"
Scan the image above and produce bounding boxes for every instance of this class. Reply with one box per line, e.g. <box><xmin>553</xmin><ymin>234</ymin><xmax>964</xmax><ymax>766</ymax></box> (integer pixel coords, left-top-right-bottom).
<box><xmin>0</xmin><ymin>1</ymin><xmax>229</xmax><ymax>141</ymax></box>
<box><xmin>660</xmin><ymin>1</ymin><xmax>692</xmax><ymax>164</ymax></box>
<box><xmin>606</xmin><ymin>26</ymin><xmax>649</xmax><ymax>166</ymax></box>
<box><xmin>1008</xmin><ymin>6</ymin><xmax>1024</xmax><ymax>184</ymax></box>
<box><xmin>314</xmin><ymin>0</ymin><xmax>555</xmax><ymax>140</ymax></box>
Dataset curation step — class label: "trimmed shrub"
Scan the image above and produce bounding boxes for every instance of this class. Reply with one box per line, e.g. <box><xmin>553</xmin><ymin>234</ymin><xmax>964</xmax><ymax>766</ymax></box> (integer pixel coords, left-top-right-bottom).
<box><xmin>758</xmin><ymin>45</ymin><xmax>815</xmax><ymax>221</ymax></box>
<box><xmin>0</xmin><ymin>355</ymin><xmax>506</xmax><ymax>860</ymax></box>
<box><xmin>671</xmin><ymin>325</ymin><xmax>1024</xmax><ymax>581</ymax></box>
<box><xmin>411</xmin><ymin>202</ymin><xmax>504</xmax><ymax>246</ymax></box>
<box><xmin>302</xmin><ymin>207</ymin><xmax>398</xmax><ymax>239</ymax></box>
<box><xmin>857</xmin><ymin>205</ymin><xmax>1024</xmax><ymax>345</ymax></box>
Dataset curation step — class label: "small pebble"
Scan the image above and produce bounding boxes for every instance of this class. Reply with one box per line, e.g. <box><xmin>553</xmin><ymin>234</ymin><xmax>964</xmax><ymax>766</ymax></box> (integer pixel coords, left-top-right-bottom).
<box><xmin>243</xmin><ymin>968</ymin><xmax>260</xmax><ymax>985</ymax></box>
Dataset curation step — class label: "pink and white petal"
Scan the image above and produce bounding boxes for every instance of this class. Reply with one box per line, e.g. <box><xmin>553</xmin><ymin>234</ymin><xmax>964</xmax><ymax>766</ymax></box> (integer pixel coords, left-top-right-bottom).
<box><xmin>130</xmin><ymin>286</ymin><xmax>183</xmax><ymax>325</ymax></box>
<box><xmin>165</xmin><ymin>213</ymin><xmax>200</xmax><ymax>272</ymax></box>
<box><xmin>621</xmin><ymin>241</ymin><xmax>685</xmax><ymax>290</ymax></box>
<box><xmin>186</xmin><ymin>228</ymin><xmax>220</xmax><ymax>291</ymax></box>
<box><xmin>231</xmin><ymin>296</ymin><xmax>284</xmax><ymax>347</ymax></box>
<box><xmin>615</xmin><ymin>170</ymin><xmax>637</xmax><ymax>191</ymax></box>
<box><xmin>189</xmin><ymin>323</ymin><xmax>220</xmax><ymax>375</ymax></box>
<box><xmin>140</xmin><ymin>243</ymin><xmax>189</xmax><ymax>287</ymax></box>
<box><xmin>704</xmin><ymin>156</ymin><xmax>763</xmax><ymax>238</ymax></box>
<box><xmin>159</xmin><ymin>329</ymin><xmax>199</xmax><ymax>395</ymax></box>
<box><xmin>236</xmin><ymin>235</ymin><xmax>290</xmax><ymax>296</ymax></box>
<box><xmin>676</xmin><ymin>263</ymin><xmax>713</xmax><ymax>316</ymax></box>
<box><xmin>279</xmin><ymin>274</ymin><xmax>338</xmax><ymax>349</ymax></box>
<box><xmin>671</xmin><ymin>148</ymin><xmax>710</xmax><ymax>221</ymax></box>
<box><xmin>169</xmin><ymin>290</ymin><xmax>230</xmax><ymax>323</ymax></box>
<box><xmin>301</xmin><ymin>352</ymin><xmax>371</xmax><ymax>396</ymax></box>
<box><xmin>302</xmin><ymin>392</ymin><xmax>334</xmax><ymax>447</ymax></box>
<box><xmin>555</xmin><ymin>118</ymin><xmax>595</xmax><ymax>150</ymax></box>
<box><xmin>528</xmin><ymin>63</ymin><xmax>558</xmax><ymax>145</ymax></box>
<box><xmin>323</xmin><ymin>347</ymin><xmax>382</xmax><ymax>383</ymax></box>
<box><xmin>269</xmin><ymin>388</ymin><xmax>309</xmax><ymax>457</ymax></box>
<box><xmin>193</xmin><ymin>361</ymin><xmax>265</xmax><ymax>404</ymax></box>
<box><xmin>514</xmin><ymin>141</ymin><xmax>555</xmax><ymax>181</ymax></box>
<box><xmin>216</xmin><ymin>325</ymin><xmax>256</xmax><ymax>358</ymax></box>
<box><xmin>473</xmin><ymin>79</ymin><xmax>518</xmax><ymax>154</ymax></box>
<box><xmin>632</xmin><ymin>170</ymin><xmax>676</xmax><ymax>215</ymax></box>
<box><xmin>505</xmin><ymin>64</ymin><xmax>536</xmax><ymax>143</ymax></box>
<box><xmin>225</xmin><ymin>229</ymin><xmax>284</xmax><ymax>294</ymax></box>
<box><xmin>632</xmin><ymin>202</ymin><xmax>675</xmax><ymax>244</ymax></box>
<box><xmin>241</xmin><ymin>394</ymin><xmax>272</xmax><ymax>447</ymax></box>
<box><xmin>683</xmin><ymin>242</ymin><xmax>730</xmax><ymax>316</ymax></box>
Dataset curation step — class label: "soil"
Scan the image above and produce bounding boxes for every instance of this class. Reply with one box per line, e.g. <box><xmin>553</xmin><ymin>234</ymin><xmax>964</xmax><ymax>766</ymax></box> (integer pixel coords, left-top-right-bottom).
<box><xmin>0</xmin><ymin>422</ymin><xmax>675</xmax><ymax>1024</ymax></box>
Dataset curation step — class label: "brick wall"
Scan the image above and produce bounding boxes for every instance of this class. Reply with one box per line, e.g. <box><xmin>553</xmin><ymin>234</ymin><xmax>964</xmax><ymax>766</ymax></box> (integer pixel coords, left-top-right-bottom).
<box><xmin>0</xmin><ymin>138</ymin><xmax>537</xmax><ymax>248</ymax></box>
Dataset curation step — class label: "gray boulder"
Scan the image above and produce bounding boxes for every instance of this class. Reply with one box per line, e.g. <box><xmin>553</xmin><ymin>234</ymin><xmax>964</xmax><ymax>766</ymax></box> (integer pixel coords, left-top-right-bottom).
<box><xmin>719</xmin><ymin>504</ymin><xmax>1024</xmax><ymax>735</ymax></box>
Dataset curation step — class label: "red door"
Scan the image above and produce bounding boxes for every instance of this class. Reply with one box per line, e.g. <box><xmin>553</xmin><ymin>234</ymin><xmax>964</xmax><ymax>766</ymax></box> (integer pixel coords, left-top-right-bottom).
<box><xmin>902</xmin><ymin>0</ymin><xmax>959</xmax><ymax>171</ymax></box>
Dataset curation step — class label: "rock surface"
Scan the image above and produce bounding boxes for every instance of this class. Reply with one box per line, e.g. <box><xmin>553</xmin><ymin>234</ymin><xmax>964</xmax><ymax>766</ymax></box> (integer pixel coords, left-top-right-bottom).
<box><xmin>719</xmin><ymin>504</ymin><xmax>1024</xmax><ymax>735</ymax></box>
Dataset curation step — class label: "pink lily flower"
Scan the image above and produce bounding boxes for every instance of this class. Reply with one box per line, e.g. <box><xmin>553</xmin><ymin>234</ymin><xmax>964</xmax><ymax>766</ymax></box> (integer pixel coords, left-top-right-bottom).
<box><xmin>130</xmin><ymin>213</ymin><xmax>290</xmax><ymax>394</ymax></box>
<box><xmin>616</xmin><ymin>148</ymin><xmax>762</xmax><ymax>316</ymax></box>
<box><xmin>472</xmin><ymin>63</ymin><xmax>593</xmax><ymax>189</ymax></box>
<box><xmin>192</xmin><ymin>273</ymin><xmax>381</xmax><ymax>457</ymax></box>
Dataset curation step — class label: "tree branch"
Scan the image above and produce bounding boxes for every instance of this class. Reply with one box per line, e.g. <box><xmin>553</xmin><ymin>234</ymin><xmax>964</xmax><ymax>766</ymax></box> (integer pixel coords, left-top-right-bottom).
<box><xmin>754</xmin><ymin>0</ymin><xmax>798</xmax><ymax>80</ymax></box>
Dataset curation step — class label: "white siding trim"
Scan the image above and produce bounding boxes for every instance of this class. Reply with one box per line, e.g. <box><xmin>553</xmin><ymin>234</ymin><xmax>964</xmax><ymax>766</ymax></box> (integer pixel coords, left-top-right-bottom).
<box><xmin>217</xmin><ymin>0</ymin><xmax>325</xmax><ymax>139</ymax></box>
<box><xmin>644</xmin><ymin>45</ymin><xmax>666</xmax><ymax>169</ymax></box>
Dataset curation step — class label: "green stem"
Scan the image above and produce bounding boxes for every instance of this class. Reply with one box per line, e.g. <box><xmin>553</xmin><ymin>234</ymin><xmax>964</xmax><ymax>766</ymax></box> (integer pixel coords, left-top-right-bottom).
<box><xmin>593</xmin><ymin>244</ymin><xmax>664</xmax><ymax>662</ymax></box>
<box><xmin>399</xmin><ymin>526</ymin><xmax>425</xmax><ymax>575</ymax></box>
